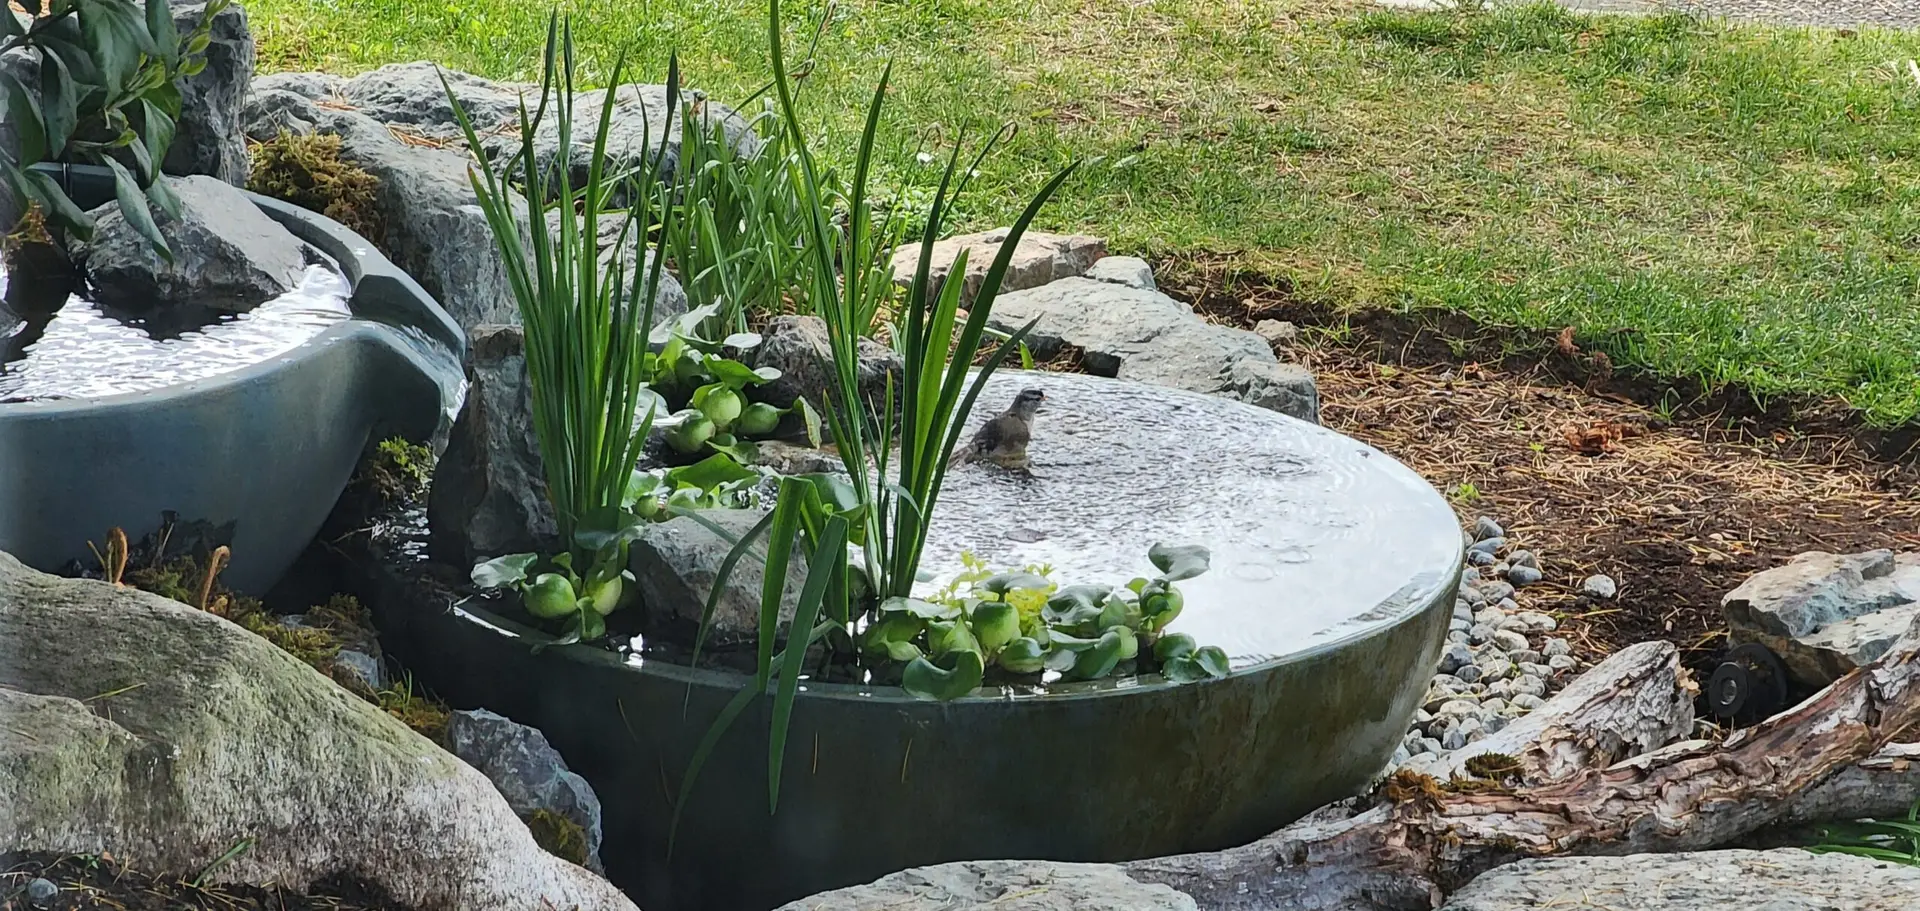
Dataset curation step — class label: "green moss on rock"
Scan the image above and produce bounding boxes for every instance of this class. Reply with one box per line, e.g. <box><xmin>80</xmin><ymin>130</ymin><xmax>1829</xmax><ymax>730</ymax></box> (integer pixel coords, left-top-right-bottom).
<box><xmin>524</xmin><ymin>809</ymin><xmax>590</xmax><ymax>867</ymax></box>
<box><xmin>247</xmin><ymin>131</ymin><xmax>383</xmax><ymax>243</ymax></box>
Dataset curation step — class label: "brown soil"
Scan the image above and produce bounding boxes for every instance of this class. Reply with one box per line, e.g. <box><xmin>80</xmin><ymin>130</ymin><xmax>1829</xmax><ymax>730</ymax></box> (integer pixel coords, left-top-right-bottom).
<box><xmin>1162</xmin><ymin>257</ymin><xmax>1920</xmax><ymax>679</ymax></box>
<box><xmin>0</xmin><ymin>852</ymin><xmax>411</xmax><ymax>911</ymax></box>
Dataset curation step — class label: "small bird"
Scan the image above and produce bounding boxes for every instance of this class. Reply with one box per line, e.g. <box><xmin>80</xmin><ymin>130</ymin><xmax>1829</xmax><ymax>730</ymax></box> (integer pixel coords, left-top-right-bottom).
<box><xmin>950</xmin><ymin>388</ymin><xmax>1046</xmax><ymax>470</ymax></box>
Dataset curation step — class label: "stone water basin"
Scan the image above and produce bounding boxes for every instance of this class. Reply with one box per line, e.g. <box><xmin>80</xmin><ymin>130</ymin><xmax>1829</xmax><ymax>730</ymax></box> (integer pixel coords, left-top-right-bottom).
<box><xmin>359</xmin><ymin>370</ymin><xmax>1460</xmax><ymax>911</ymax></box>
<box><xmin>0</xmin><ymin>164</ymin><xmax>465</xmax><ymax>593</ymax></box>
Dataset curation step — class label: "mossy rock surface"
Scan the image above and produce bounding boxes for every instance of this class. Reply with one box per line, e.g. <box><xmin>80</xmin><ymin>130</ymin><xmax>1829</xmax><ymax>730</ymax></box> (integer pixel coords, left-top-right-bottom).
<box><xmin>0</xmin><ymin>551</ymin><xmax>636</xmax><ymax>911</ymax></box>
<box><xmin>248</xmin><ymin>130</ymin><xmax>384</xmax><ymax>242</ymax></box>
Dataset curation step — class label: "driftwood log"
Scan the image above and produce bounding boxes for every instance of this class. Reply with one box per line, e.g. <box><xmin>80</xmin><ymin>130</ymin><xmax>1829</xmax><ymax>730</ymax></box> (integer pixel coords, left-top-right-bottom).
<box><xmin>1126</xmin><ymin>620</ymin><xmax>1920</xmax><ymax>911</ymax></box>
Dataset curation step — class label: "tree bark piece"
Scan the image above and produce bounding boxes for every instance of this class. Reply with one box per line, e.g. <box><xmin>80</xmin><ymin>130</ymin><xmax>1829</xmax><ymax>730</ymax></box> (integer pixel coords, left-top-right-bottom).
<box><xmin>1125</xmin><ymin>616</ymin><xmax>1920</xmax><ymax>911</ymax></box>
<box><xmin>1402</xmin><ymin>641</ymin><xmax>1694</xmax><ymax>784</ymax></box>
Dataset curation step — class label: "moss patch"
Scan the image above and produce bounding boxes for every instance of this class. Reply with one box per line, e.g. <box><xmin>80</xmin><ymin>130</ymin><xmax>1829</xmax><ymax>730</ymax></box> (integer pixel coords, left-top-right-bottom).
<box><xmin>247</xmin><ymin>130</ymin><xmax>383</xmax><ymax>243</ymax></box>
<box><xmin>524</xmin><ymin>808</ymin><xmax>590</xmax><ymax>867</ymax></box>
<box><xmin>376</xmin><ymin>677</ymin><xmax>452</xmax><ymax>746</ymax></box>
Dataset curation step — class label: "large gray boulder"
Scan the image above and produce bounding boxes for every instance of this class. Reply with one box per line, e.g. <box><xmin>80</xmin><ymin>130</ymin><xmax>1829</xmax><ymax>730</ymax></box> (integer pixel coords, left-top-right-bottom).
<box><xmin>428</xmin><ymin>324</ymin><xmax>557</xmax><ymax>567</ymax></box>
<box><xmin>74</xmin><ymin>174</ymin><xmax>310</xmax><ymax>314</ymax></box>
<box><xmin>242</xmin><ymin>71</ymin><xmax>687</xmax><ymax>332</ymax></box>
<box><xmin>777</xmin><ymin>860</ymin><xmax>1196</xmax><ymax>911</ymax></box>
<box><xmin>1440</xmin><ymin>849</ymin><xmax>1920</xmax><ymax>911</ymax></box>
<box><xmin>891</xmin><ymin>229</ymin><xmax>1107</xmax><ymax>307</ymax></box>
<box><xmin>987</xmin><ymin>277</ymin><xmax>1320</xmax><ymax>423</ymax></box>
<box><xmin>447</xmin><ymin>708</ymin><xmax>604</xmax><ymax>872</ymax></box>
<box><xmin>0</xmin><ymin>551</ymin><xmax>636</xmax><ymax>911</ymax></box>
<box><xmin>164</xmin><ymin>1</ymin><xmax>252</xmax><ymax>185</ymax></box>
<box><xmin>752</xmin><ymin>314</ymin><xmax>902</xmax><ymax>412</ymax></box>
<box><xmin>630</xmin><ymin>507</ymin><xmax>808</xmax><ymax>650</ymax></box>
<box><xmin>1723</xmin><ymin>549</ymin><xmax>1920</xmax><ymax>687</ymax></box>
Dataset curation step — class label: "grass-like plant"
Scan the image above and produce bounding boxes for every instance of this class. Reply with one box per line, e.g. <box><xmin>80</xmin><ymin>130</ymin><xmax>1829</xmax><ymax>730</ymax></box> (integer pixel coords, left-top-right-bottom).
<box><xmin>449</xmin><ymin>15</ymin><xmax>676</xmax><ymax>641</ymax></box>
<box><xmin>1809</xmin><ymin>798</ymin><xmax>1920</xmax><ymax>866</ymax></box>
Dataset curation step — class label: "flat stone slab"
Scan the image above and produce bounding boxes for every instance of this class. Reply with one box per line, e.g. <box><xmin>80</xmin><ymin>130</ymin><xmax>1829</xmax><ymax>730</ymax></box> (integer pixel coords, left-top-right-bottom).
<box><xmin>922</xmin><ymin>370</ymin><xmax>1459</xmax><ymax>667</ymax></box>
<box><xmin>1723</xmin><ymin>549</ymin><xmax>1920</xmax><ymax>686</ymax></box>
<box><xmin>1440</xmin><ymin>849</ymin><xmax>1920</xmax><ymax>911</ymax></box>
<box><xmin>776</xmin><ymin>860</ymin><xmax>1195</xmax><ymax>911</ymax></box>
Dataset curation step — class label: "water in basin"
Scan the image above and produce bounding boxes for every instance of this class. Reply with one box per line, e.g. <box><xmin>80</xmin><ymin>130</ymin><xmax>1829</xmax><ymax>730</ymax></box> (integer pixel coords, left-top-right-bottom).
<box><xmin>0</xmin><ymin>260</ymin><xmax>352</xmax><ymax>402</ymax></box>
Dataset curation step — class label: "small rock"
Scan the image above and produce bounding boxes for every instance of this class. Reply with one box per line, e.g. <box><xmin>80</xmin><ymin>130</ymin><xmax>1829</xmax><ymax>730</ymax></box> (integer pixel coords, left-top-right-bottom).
<box><xmin>1450</xmin><ymin>617</ymin><xmax>1471</xmax><ymax>635</ymax></box>
<box><xmin>1581</xmin><ymin>573</ymin><xmax>1618</xmax><ymax>600</ymax></box>
<box><xmin>1497</xmin><ymin>597</ymin><xmax>1520</xmax><ymax>613</ymax></box>
<box><xmin>26</xmin><ymin>878</ymin><xmax>56</xmax><ymax>907</ymax></box>
<box><xmin>1447</xmin><ymin>630</ymin><xmax>1471</xmax><ymax>645</ymax></box>
<box><xmin>1419</xmin><ymin>737</ymin><xmax>1444</xmax><ymax>755</ymax></box>
<box><xmin>1478</xmin><ymin>658</ymin><xmax>1515</xmax><ymax>683</ymax></box>
<box><xmin>1492</xmin><ymin>629</ymin><xmax>1531</xmax><ymax>653</ymax></box>
<box><xmin>1438</xmin><ymin>642</ymin><xmax>1474</xmax><ymax>674</ymax></box>
<box><xmin>1512</xmin><ymin>675</ymin><xmax>1548</xmax><ymax>698</ymax></box>
<box><xmin>755</xmin><ymin>314</ymin><xmax>903</xmax><ymax>412</ymax></box>
<box><xmin>75</xmin><ymin>174</ymin><xmax>312</xmax><ymax>315</ymax></box>
<box><xmin>446</xmin><ymin>709</ymin><xmax>605</xmax><ymax>872</ymax></box>
<box><xmin>1468</xmin><ymin>549</ymin><xmax>1496</xmax><ymax>567</ymax></box>
<box><xmin>1414</xmin><ymin>708</ymin><xmax>1434</xmax><ymax>725</ymax></box>
<box><xmin>1507</xmin><ymin>565</ymin><xmax>1545</xmax><ymax>587</ymax></box>
<box><xmin>1390</xmin><ymin>744</ymin><xmax>1412</xmax><ymax>767</ymax></box>
<box><xmin>1519</xmin><ymin>662</ymin><xmax>1554</xmax><ymax>679</ymax></box>
<box><xmin>1441</xmin><ymin>726</ymin><xmax>1470</xmax><ymax>751</ymax></box>
<box><xmin>1403</xmin><ymin>729</ymin><xmax>1429</xmax><ymax>753</ymax></box>
<box><xmin>893</xmin><ymin>228</ymin><xmax>1106</xmax><ymax>306</ymax></box>
<box><xmin>1474</xmin><ymin>606</ymin><xmax>1508</xmax><ymax>626</ymax></box>
<box><xmin>1454</xmin><ymin>663</ymin><xmax>1484</xmax><ymax>684</ymax></box>
<box><xmin>1508</xmin><ymin>549</ymin><xmax>1539</xmax><ymax>569</ymax></box>
<box><xmin>332</xmin><ymin>648</ymin><xmax>388</xmax><ymax>691</ymax></box>
<box><xmin>1084</xmin><ymin>255</ymin><xmax>1157</xmax><ymax>291</ymax></box>
<box><xmin>1480</xmin><ymin>581</ymin><xmax>1516</xmax><ymax>602</ymax></box>
<box><xmin>1470</xmin><ymin>624</ymin><xmax>1496</xmax><ymax>645</ymax></box>
<box><xmin>1509</xmin><ymin>649</ymin><xmax>1543</xmax><ymax>666</ymax></box>
<box><xmin>1461</xmin><ymin>585</ymin><xmax>1489</xmax><ymax>606</ymax></box>
<box><xmin>1482</xmin><ymin>714</ymin><xmax>1509</xmax><ymax>735</ymax></box>
<box><xmin>1473</xmin><ymin>517</ymin><xmax>1505</xmax><ymax>540</ymax></box>
<box><xmin>1487</xmin><ymin>679</ymin><xmax>1514</xmax><ymax>700</ymax></box>
<box><xmin>1453</xmin><ymin>599</ymin><xmax>1474</xmax><ymax>618</ymax></box>
<box><xmin>1252</xmin><ymin>319</ymin><xmax>1299</xmax><ymax>345</ymax></box>
<box><xmin>1543</xmin><ymin>638</ymin><xmax>1572</xmax><ymax>658</ymax></box>
<box><xmin>1517</xmin><ymin>611</ymin><xmax>1559</xmax><ymax>632</ymax></box>
<box><xmin>1468</xmin><ymin>537</ymin><xmax>1506</xmax><ymax>556</ymax></box>
<box><xmin>1496</xmin><ymin>615</ymin><xmax>1531</xmax><ymax>633</ymax></box>
<box><xmin>1492</xmin><ymin>562</ymin><xmax>1511</xmax><ymax>577</ymax></box>
<box><xmin>1436</xmin><ymin>699</ymin><xmax>1483</xmax><ymax>718</ymax></box>
<box><xmin>1480</xmin><ymin>697</ymin><xmax>1509</xmax><ymax>715</ymax></box>
<box><xmin>1512</xmin><ymin>693</ymin><xmax>1547</xmax><ymax>711</ymax></box>
<box><xmin>1548</xmin><ymin>654</ymin><xmax>1579</xmax><ymax>673</ymax></box>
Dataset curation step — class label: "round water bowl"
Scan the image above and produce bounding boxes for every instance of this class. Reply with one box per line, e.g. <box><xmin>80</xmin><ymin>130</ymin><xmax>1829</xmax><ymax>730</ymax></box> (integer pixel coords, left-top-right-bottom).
<box><xmin>0</xmin><ymin>164</ymin><xmax>465</xmax><ymax>593</ymax></box>
<box><xmin>363</xmin><ymin>370</ymin><xmax>1460</xmax><ymax>911</ymax></box>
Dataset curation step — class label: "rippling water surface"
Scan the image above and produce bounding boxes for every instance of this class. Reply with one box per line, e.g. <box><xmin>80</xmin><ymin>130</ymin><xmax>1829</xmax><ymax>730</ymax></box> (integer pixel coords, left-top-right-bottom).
<box><xmin>1</xmin><ymin>262</ymin><xmax>352</xmax><ymax>402</ymax></box>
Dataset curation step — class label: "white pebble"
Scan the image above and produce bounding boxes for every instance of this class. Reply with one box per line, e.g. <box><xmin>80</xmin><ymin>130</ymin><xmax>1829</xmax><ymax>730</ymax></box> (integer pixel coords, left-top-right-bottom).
<box><xmin>1581</xmin><ymin>574</ymin><xmax>1618</xmax><ymax>599</ymax></box>
<box><xmin>1517</xmin><ymin>612</ymin><xmax>1559</xmax><ymax>632</ymax></box>
<box><xmin>1543</xmin><ymin>638</ymin><xmax>1572</xmax><ymax>658</ymax></box>
<box><xmin>1512</xmin><ymin>694</ymin><xmax>1546</xmax><ymax>711</ymax></box>
<box><xmin>1492</xmin><ymin>629</ymin><xmax>1531</xmax><ymax>653</ymax></box>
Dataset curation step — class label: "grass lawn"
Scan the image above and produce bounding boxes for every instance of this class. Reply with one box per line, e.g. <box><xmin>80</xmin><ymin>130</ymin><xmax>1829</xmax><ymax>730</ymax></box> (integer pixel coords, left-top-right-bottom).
<box><xmin>247</xmin><ymin>0</ymin><xmax>1920</xmax><ymax>426</ymax></box>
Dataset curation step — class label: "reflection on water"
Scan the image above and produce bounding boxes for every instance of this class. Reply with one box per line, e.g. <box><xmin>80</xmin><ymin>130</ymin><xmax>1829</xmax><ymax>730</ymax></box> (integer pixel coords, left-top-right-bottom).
<box><xmin>920</xmin><ymin>371</ymin><xmax>1461</xmax><ymax>668</ymax></box>
<box><xmin>0</xmin><ymin>262</ymin><xmax>352</xmax><ymax>402</ymax></box>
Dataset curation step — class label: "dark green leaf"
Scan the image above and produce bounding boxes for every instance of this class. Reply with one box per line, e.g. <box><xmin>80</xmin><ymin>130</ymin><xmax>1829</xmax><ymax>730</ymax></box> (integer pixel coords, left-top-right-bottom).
<box><xmin>1163</xmin><ymin>656</ymin><xmax>1209</xmax><ymax>683</ymax></box>
<box><xmin>997</xmin><ymin>637</ymin><xmax>1048</xmax><ymax>674</ymax></box>
<box><xmin>795</xmin><ymin>397</ymin><xmax>822</xmax><ymax>448</ymax></box>
<box><xmin>900</xmin><ymin>649</ymin><xmax>984</xmax><ymax>701</ymax></box>
<box><xmin>24</xmin><ymin>168</ymin><xmax>95</xmax><ymax>237</ymax></box>
<box><xmin>980</xmin><ymin>571</ymin><xmax>1049</xmax><ymax>595</ymax></box>
<box><xmin>665</xmin><ymin>452</ymin><xmax>761</xmax><ymax>491</ymax></box>
<box><xmin>102</xmin><ymin>156</ymin><xmax>170</xmax><ymax>260</ymax></box>
<box><xmin>1066</xmin><ymin>629</ymin><xmax>1125</xmax><ymax>681</ymax></box>
<box><xmin>707</xmin><ymin>356</ymin><xmax>774</xmax><ymax>387</ymax></box>
<box><xmin>704</xmin><ymin>436</ymin><xmax>759</xmax><ymax>465</ymax></box>
<box><xmin>768</xmin><ymin>514</ymin><xmax>847</xmax><ymax>813</ymax></box>
<box><xmin>1153</xmin><ymin>633</ymin><xmax>1198</xmax><ymax>662</ymax></box>
<box><xmin>1148</xmin><ymin>543</ymin><xmax>1211</xmax><ymax>582</ymax></box>
<box><xmin>2</xmin><ymin>71</ymin><xmax>48</xmax><ymax>163</ymax></box>
<box><xmin>470</xmin><ymin>553</ymin><xmax>538</xmax><ymax>589</ymax></box>
<box><xmin>668</xmin><ymin>664</ymin><xmax>765</xmax><ymax>856</ymax></box>
<box><xmin>137</xmin><ymin>98</ymin><xmax>175</xmax><ymax>167</ymax></box>
<box><xmin>38</xmin><ymin>51</ymin><xmax>78</xmax><ymax>155</ymax></box>
<box><xmin>146</xmin><ymin>0</ymin><xmax>179</xmax><ymax>61</ymax></box>
<box><xmin>1043</xmin><ymin>647</ymin><xmax>1078</xmax><ymax>673</ymax></box>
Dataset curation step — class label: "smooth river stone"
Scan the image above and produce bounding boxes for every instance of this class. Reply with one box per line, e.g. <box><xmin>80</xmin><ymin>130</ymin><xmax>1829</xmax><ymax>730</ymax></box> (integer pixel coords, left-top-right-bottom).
<box><xmin>917</xmin><ymin>370</ymin><xmax>1460</xmax><ymax>667</ymax></box>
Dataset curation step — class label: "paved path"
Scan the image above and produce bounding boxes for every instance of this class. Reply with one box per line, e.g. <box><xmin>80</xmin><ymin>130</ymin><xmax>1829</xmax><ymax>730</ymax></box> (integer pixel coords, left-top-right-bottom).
<box><xmin>1378</xmin><ymin>0</ymin><xmax>1920</xmax><ymax>30</ymax></box>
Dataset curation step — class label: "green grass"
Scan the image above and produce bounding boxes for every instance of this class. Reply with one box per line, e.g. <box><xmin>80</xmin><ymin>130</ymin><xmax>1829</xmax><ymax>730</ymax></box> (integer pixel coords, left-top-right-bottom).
<box><xmin>247</xmin><ymin>0</ymin><xmax>1920</xmax><ymax>426</ymax></box>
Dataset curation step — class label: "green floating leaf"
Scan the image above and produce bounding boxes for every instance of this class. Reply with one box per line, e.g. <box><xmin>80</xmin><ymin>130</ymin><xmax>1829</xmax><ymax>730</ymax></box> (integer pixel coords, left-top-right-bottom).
<box><xmin>664</xmin><ymin>452</ymin><xmax>762</xmax><ymax>490</ymax></box>
<box><xmin>879</xmin><ymin>596</ymin><xmax>959</xmax><ymax>620</ymax></box>
<box><xmin>1195</xmin><ymin>646</ymin><xmax>1231</xmax><ymax>678</ymax></box>
<box><xmin>1163</xmin><ymin>656</ymin><xmax>1210</xmax><ymax>683</ymax></box>
<box><xmin>1154</xmin><ymin>633</ymin><xmax>1198</xmax><ymax>662</ymax></box>
<box><xmin>522</xmin><ymin>573</ymin><xmax>580</xmax><ymax>619</ymax></box>
<box><xmin>1067</xmin><ymin>629</ymin><xmax>1125</xmax><ymax>681</ymax></box>
<box><xmin>472</xmin><ymin>553</ymin><xmax>538</xmax><ymax>589</ymax></box>
<box><xmin>901</xmin><ymin>649</ymin><xmax>985</xmax><ymax>701</ymax></box>
<box><xmin>704</xmin><ymin>436</ymin><xmax>760</xmax><ymax>466</ymax></box>
<box><xmin>981</xmin><ymin>571</ymin><xmax>1050</xmax><ymax>596</ymax></box>
<box><xmin>1043</xmin><ymin>648</ymin><xmax>1078</xmax><ymax>673</ymax></box>
<box><xmin>997</xmin><ymin>637</ymin><xmax>1048</xmax><ymax>674</ymax></box>
<box><xmin>103</xmin><ymin>157</ymin><xmax>170</xmax><ymax>262</ymax></box>
<box><xmin>1149</xmin><ymin>543</ymin><xmax>1211</xmax><ymax>582</ymax></box>
<box><xmin>707</xmin><ymin>357</ymin><xmax>774</xmax><ymax>387</ymax></box>
<box><xmin>927</xmin><ymin>618</ymin><xmax>980</xmax><ymax>657</ymax></box>
<box><xmin>2</xmin><ymin>71</ymin><xmax>48</xmax><ymax>163</ymax></box>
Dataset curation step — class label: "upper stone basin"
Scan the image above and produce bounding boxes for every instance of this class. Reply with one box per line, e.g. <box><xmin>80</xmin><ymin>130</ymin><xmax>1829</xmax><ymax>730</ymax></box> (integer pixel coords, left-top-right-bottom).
<box><xmin>922</xmin><ymin>369</ymin><xmax>1460</xmax><ymax>668</ymax></box>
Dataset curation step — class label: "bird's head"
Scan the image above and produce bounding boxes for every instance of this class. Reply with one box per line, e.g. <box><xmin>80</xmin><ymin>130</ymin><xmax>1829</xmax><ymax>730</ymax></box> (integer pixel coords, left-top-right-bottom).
<box><xmin>1011</xmin><ymin>387</ymin><xmax>1047</xmax><ymax>417</ymax></box>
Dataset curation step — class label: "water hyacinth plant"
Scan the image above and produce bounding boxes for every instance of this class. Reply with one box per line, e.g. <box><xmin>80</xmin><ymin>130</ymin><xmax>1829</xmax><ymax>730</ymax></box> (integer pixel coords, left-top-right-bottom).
<box><xmin>452</xmin><ymin>17</ymin><xmax>677</xmax><ymax>643</ymax></box>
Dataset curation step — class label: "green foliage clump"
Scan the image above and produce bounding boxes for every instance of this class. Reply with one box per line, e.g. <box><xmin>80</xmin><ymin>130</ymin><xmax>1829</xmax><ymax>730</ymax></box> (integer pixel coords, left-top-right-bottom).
<box><xmin>1810</xmin><ymin>799</ymin><xmax>1920</xmax><ymax>866</ymax></box>
<box><xmin>524</xmin><ymin>809</ymin><xmax>589</xmax><ymax>866</ymax></box>
<box><xmin>376</xmin><ymin>676</ymin><xmax>451</xmax><ymax>745</ymax></box>
<box><xmin>350</xmin><ymin>436</ymin><xmax>432</xmax><ymax>506</ymax></box>
<box><xmin>238</xmin><ymin>610</ymin><xmax>342</xmax><ymax>671</ymax></box>
<box><xmin>246</xmin><ymin>130</ymin><xmax>383</xmax><ymax>243</ymax></box>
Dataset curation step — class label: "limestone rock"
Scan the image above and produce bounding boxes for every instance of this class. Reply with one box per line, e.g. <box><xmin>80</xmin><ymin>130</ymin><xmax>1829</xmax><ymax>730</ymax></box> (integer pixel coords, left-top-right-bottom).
<box><xmin>243</xmin><ymin>72</ymin><xmax>686</xmax><ymax>331</ymax></box>
<box><xmin>74</xmin><ymin>175</ymin><xmax>310</xmax><ymax>314</ymax></box>
<box><xmin>1723</xmin><ymin>549</ymin><xmax>1920</xmax><ymax>686</ymax></box>
<box><xmin>165</xmin><ymin>1</ymin><xmax>253</xmax><ymax>185</ymax></box>
<box><xmin>428</xmin><ymin>324</ymin><xmax>558</xmax><ymax>567</ymax></box>
<box><xmin>752</xmin><ymin>314</ymin><xmax>902</xmax><ymax>413</ymax></box>
<box><xmin>630</xmin><ymin>507</ymin><xmax>807</xmax><ymax>648</ymax></box>
<box><xmin>1084</xmin><ymin>255</ymin><xmax>1157</xmax><ymax>290</ymax></box>
<box><xmin>1441</xmin><ymin>850</ymin><xmax>1920</xmax><ymax>911</ymax></box>
<box><xmin>0</xmin><ymin>551</ymin><xmax>636</xmax><ymax>911</ymax></box>
<box><xmin>1253</xmin><ymin>319</ymin><xmax>1299</xmax><ymax>345</ymax></box>
<box><xmin>777</xmin><ymin>860</ymin><xmax>1196</xmax><ymax>911</ymax></box>
<box><xmin>987</xmin><ymin>278</ymin><xmax>1319</xmax><ymax>422</ymax></box>
<box><xmin>892</xmin><ymin>229</ymin><xmax>1106</xmax><ymax>307</ymax></box>
<box><xmin>447</xmin><ymin>709</ymin><xmax>604</xmax><ymax>872</ymax></box>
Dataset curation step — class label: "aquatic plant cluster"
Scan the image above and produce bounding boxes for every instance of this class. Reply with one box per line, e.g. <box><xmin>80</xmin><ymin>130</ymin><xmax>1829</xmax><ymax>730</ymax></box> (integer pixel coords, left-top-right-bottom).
<box><xmin>457</xmin><ymin>0</ymin><xmax>1231</xmax><ymax>811</ymax></box>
